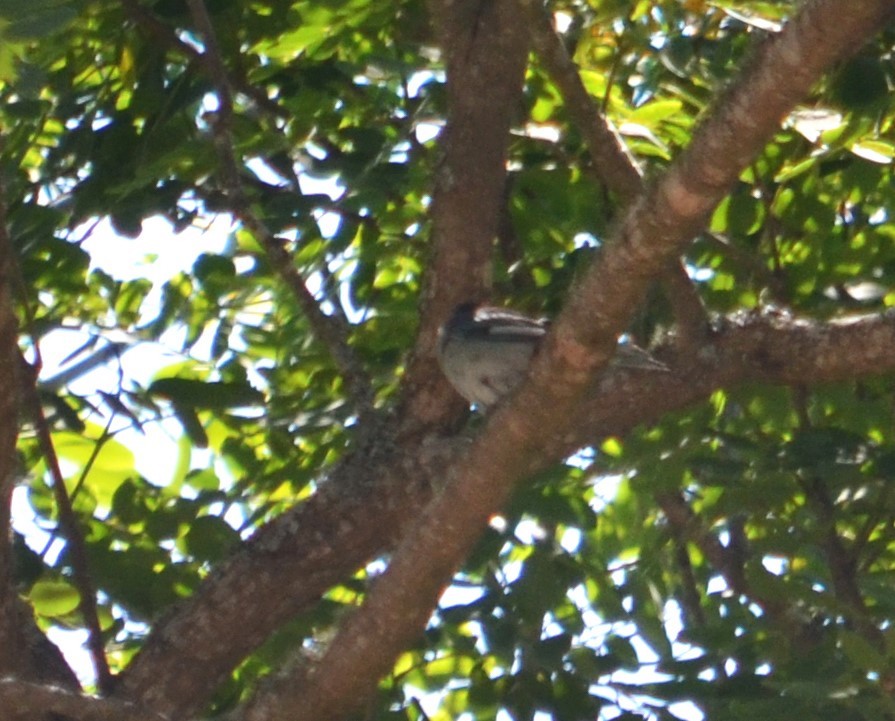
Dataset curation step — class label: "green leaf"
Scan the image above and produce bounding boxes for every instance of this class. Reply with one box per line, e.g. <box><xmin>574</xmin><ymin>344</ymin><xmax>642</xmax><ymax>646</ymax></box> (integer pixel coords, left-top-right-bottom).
<box><xmin>183</xmin><ymin>515</ymin><xmax>241</xmax><ymax>563</ymax></box>
<box><xmin>52</xmin><ymin>430</ymin><xmax>135</xmax><ymax>508</ymax></box>
<box><xmin>172</xmin><ymin>403</ymin><xmax>209</xmax><ymax>449</ymax></box>
<box><xmin>0</xmin><ymin>0</ymin><xmax>78</xmax><ymax>39</ymax></box>
<box><xmin>29</xmin><ymin>579</ymin><xmax>80</xmax><ymax>616</ymax></box>
<box><xmin>148</xmin><ymin>378</ymin><xmax>264</xmax><ymax>409</ymax></box>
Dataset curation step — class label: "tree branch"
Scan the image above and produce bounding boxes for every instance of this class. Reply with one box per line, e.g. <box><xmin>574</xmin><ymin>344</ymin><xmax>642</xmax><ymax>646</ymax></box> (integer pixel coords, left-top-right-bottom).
<box><xmin>524</xmin><ymin>2</ymin><xmax>709</xmax><ymax>344</ymax></box>
<box><xmin>671</xmin><ymin>539</ymin><xmax>706</xmax><ymax>629</ymax></box>
<box><xmin>801</xmin><ymin>474</ymin><xmax>877</xmax><ymax>632</ymax></box>
<box><xmin>562</xmin><ymin>311</ymin><xmax>895</xmax><ymax>456</ymax></box>
<box><xmin>0</xmin><ymin>165</ymin><xmax>84</xmax><ymax>692</ymax></box>
<box><xmin>790</xmin><ymin>379</ymin><xmax>881</xmax><ymax>645</ymax></box>
<box><xmin>656</xmin><ymin>492</ymin><xmax>756</xmax><ymax>605</ymax></box>
<box><xmin>397</xmin><ymin>0</ymin><xmax>532</xmax><ymax>430</ymax></box>
<box><xmin>525</xmin><ymin>6</ymin><xmax>642</xmax><ymax>202</ymax></box>
<box><xmin>19</xmin><ymin>361</ymin><xmax>113</xmax><ymax>694</ymax></box>
<box><xmin>0</xmin><ymin>678</ymin><xmax>169</xmax><ymax>721</ymax></box>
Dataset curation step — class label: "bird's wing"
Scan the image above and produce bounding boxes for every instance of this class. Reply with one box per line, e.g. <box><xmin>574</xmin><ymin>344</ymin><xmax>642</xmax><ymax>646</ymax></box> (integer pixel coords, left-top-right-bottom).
<box><xmin>472</xmin><ymin>307</ymin><xmax>548</xmax><ymax>342</ymax></box>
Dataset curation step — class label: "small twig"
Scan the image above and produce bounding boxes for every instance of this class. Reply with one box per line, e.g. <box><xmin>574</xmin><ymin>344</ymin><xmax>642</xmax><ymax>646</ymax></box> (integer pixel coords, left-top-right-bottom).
<box><xmin>19</xmin><ymin>359</ymin><xmax>113</xmax><ymax>694</ymax></box>
<box><xmin>37</xmin><ymin>416</ymin><xmax>115</xmax><ymax>561</ymax></box>
<box><xmin>185</xmin><ymin>0</ymin><xmax>375</xmax><ymax>417</ymax></box>
<box><xmin>600</xmin><ymin>13</ymin><xmax>634</xmax><ymax>116</ymax></box>
<box><xmin>260</xmin><ymin>235</ymin><xmax>375</xmax><ymax>414</ymax></box>
<box><xmin>314</xmin><ymin>259</ymin><xmax>352</xmax><ymax>328</ymax></box>
<box><xmin>185</xmin><ymin>0</ymin><xmax>237</xmax><ymax>172</ymax></box>
<box><xmin>67</xmin><ymin>416</ymin><xmax>117</xmax><ymax>511</ymax></box>
<box><xmin>671</xmin><ymin>539</ymin><xmax>733</xmax><ymax>684</ymax></box>
<box><xmin>703</xmin><ymin>231</ymin><xmax>774</xmax><ymax>277</ymax></box>
<box><xmin>0</xmin><ymin>677</ymin><xmax>170</xmax><ymax>721</ymax></box>
<box><xmin>852</xmin><ymin>478</ymin><xmax>893</xmax><ymax>564</ymax></box>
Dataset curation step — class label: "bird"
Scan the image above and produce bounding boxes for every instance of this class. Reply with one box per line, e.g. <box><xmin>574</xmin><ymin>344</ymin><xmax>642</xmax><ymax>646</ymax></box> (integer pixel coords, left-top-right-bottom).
<box><xmin>436</xmin><ymin>302</ymin><xmax>668</xmax><ymax>409</ymax></box>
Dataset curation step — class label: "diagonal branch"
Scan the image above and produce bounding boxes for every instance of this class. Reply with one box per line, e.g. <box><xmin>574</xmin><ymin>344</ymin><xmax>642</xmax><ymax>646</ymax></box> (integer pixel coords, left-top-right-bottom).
<box><xmin>524</xmin><ymin>3</ymin><xmax>709</xmax><ymax>344</ymax></box>
<box><xmin>0</xmin><ymin>677</ymin><xmax>169</xmax><ymax>721</ymax></box>
<box><xmin>19</xmin><ymin>360</ymin><xmax>113</xmax><ymax>693</ymax></box>
<box><xmin>185</xmin><ymin>0</ymin><xmax>375</xmax><ymax>417</ymax></box>
<box><xmin>535</xmin><ymin>0</ymin><xmax>894</xmax><ymax>388</ymax></box>
<box><xmin>524</xmin><ymin>6</ymin><xmax>643</xmax><ymax>203</ymax></box>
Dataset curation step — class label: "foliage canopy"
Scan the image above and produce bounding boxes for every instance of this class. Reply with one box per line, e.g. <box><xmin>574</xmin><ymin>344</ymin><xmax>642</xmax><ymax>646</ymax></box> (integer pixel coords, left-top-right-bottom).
<box><xmin>2</xmin><ymin>1</ymin><xmax>895</xmax><ymax>720</ymax></box>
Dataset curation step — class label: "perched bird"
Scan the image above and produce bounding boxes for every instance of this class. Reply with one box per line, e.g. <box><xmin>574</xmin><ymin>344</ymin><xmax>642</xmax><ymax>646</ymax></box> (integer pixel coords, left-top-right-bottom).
<box><xmin>436</xmin><ymin>302</ymin><xmax>667</xmax><ymax>409</ymax></box>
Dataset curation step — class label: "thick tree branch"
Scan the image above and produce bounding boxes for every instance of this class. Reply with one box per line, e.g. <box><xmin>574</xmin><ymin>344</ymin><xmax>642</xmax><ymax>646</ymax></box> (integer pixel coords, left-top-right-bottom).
<box><xmin>563</xmin><ymin>311</ymin><xmax>895</xmax><ymax>454</ymax></box>
<box><xmin>185</xmin><ymin>0</ymin><xmax>375</xmax><ymax>418</ymax></box>
<box><xmin>114</xmin><ymin>425</ymin><xmax>445</xmax><ymax>717</ymax></box>
<box><xmin>398</xmin><ymin>0</ymin><xmax>532</xmax><ymax>430</ymax></box>
<box><xmin>0</xmin><ymin>678</ymin><xmax>168</xmax><ymax>721</ymax></box>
